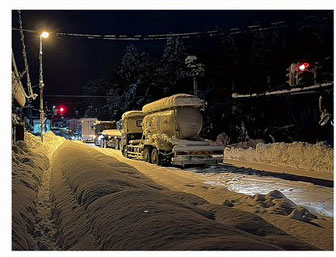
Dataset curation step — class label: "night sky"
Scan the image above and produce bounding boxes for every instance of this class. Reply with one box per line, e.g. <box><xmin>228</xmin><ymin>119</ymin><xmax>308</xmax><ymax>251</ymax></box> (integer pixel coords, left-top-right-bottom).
<box><xmin>11</xmin><ymin>10</ymin><xmax>331</xmax><ymax>115</ymax></box>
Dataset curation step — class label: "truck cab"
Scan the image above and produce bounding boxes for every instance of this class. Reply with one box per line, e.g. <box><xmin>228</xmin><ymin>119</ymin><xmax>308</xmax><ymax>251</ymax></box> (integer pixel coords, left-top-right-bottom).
<box><xmin>92</xmin><ymin>120</ymin><xmax>116</xmax><ymax>146</ymax></box>
<box><xmin>119</xmin><ymin>111</ymin><xmax>145</xmax><ymax>158</ymax></box>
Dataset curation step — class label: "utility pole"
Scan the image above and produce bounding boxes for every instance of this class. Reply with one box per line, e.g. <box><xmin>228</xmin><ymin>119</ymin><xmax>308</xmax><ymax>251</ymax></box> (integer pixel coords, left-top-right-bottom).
<box><xmin>38</xmin><ymin>31</ymin><xmax>49</xmax><ymax>142</ymax></box>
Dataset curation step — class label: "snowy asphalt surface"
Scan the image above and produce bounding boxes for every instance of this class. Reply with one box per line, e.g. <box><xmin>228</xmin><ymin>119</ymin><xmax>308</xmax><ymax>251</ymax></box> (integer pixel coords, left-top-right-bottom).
<box><xmin>186</xmin><ymin>165</ymin><xmax>334</xmax><ymax>217</ymax></box>
<box><xmin>89</xmin><ymin>144</ymin><xmax>333</xmax><ymax>218</ymax></box>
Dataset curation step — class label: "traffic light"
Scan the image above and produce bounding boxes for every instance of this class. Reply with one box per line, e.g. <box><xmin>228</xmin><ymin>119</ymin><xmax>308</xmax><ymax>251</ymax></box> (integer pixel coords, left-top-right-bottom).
<box><xmin>296</xmin><ymin>62</ymin><xmax>314</xmax><ymax>86</ymax></box>
<box><xmin>298</xmin><ymin>62</ymin><xmax>310</xmax><ymax>71</ymax></box>
<box><xmin>286</xmin><ymin>62</ymin><xmax>315</xmax><ymax>87</ymax></box>
<box><xmin>59</xmin><ymin>106</ymin><xmax>66</xmax><ymax>115</ymax></box>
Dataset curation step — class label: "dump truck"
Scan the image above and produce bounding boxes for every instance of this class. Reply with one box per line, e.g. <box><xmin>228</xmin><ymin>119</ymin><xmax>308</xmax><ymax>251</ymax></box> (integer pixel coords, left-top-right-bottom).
<box><xmin>123</xmin><ymin>94</ymin><xmax>224</xmax><ymax>167</ymax></box>
<box><xmin>80</xmin><ymin>118</ymin><xmax>98</xmax><ymax>143</ymax></box>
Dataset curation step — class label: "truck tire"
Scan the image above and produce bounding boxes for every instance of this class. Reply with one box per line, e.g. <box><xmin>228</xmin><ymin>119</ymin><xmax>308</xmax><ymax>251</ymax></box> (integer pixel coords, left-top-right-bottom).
<box><xmin>143</xmin><ymin>147</ymin><xmax>151</xmax><ymax>163</ymax></box>
<box><xmin>151</xmin><ymin>148</ymin><xmax>161</xmax><ymax>165</ymax></box>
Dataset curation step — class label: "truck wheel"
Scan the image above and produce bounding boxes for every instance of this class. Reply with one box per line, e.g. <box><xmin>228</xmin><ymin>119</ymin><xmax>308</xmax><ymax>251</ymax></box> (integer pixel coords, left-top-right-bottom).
<box><xmin>151</xmin><ymin>148</ymin><xmax>161</xmax><ymax>165</ymax></box>
<box><xmin>143</xmin><ymin>148</ymin><xmax>151</xmax><ymax>163</ymax></box>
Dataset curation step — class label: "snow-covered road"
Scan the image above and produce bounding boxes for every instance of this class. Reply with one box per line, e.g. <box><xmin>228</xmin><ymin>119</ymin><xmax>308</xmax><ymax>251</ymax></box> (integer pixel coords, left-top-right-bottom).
<box><xmin>91</xmin><ymin>144</ymin><xmax>333</xmax><ymax>218</ymax></box>
<box><xmin>12</xmin><ymin>137</ymin><xmax>334</xmax><ymax>250</ymax></box>
<box><xmin>187</xmin><ymin>165</ymin><xmax>334</xmax><ymax>217</ymax></box>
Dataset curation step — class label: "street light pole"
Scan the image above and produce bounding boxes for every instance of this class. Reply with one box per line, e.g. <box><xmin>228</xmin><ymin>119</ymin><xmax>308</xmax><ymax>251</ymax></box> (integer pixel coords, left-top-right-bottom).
<box><xmin>38</xmin><ymin>31</ymin><xmax>49</xmax><ymax>142</ymax></box>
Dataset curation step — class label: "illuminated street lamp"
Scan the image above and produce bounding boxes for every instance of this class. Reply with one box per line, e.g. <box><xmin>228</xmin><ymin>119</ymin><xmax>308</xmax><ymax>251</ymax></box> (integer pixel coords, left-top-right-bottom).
<box><xmin>39</xmin><ymin>31</ymin><xmax>49</xmax><ymax>141</ymax></box>
<box><xmin>41</xmin><ymin>31</ymin><xmax>49</xmax><ymax>38</ymax></box>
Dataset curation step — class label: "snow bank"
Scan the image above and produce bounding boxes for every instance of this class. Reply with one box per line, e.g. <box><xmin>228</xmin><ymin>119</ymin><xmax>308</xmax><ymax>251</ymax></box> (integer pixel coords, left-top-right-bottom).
<box><xmin>12</xmin><ymin>132</ymin><xmax>65</xmax><ymax>250</ymax></box>
<box><xmin>225</xmin><ymin>142</ymin><xmax>333</xmax><ymax>175</ymax></box>
<box><xmin>24</xmin><ymin>132</ymin><xmax>65</xmax><ymax>158</ymax></box>
<box><xmin>48</xmin><ymin>142</ymin><xmax>313</xmax><ymax>250</ymax></box>
<box><xmin>240</xmin><ymin>190</ymin><xmax>318</xmax><ymax>222</ymax></box>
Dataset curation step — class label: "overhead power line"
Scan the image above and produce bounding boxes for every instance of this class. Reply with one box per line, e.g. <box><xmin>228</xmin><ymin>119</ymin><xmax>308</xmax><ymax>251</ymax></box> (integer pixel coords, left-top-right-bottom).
<box><xmin>12</xmin><ymin>13</ymin><xmax>332</xmax><ymax>41</ymax></box>
<box><xmin>12</xmin><ymin>27</ymin><xmax>223</xmax><ymax>40</ymax></box>
<box><xmin>17</xmin><ymin>10</ymin><xmax>37</xmax><ymax>100</ymax></box>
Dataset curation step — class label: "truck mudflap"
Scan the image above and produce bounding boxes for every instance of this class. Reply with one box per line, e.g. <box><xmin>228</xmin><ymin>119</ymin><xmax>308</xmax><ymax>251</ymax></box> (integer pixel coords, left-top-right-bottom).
<box><xmin>172</xmin><ymin>144</ymin><xmax>224</xmax><ymax>167</ymax></box>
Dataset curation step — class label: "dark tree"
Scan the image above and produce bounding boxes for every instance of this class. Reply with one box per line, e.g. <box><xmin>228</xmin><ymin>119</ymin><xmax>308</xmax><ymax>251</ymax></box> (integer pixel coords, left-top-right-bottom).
<box><xmin>157</xmin><ymin>38</ymin><xmax>187</xmax><ymax>94</ymax></box>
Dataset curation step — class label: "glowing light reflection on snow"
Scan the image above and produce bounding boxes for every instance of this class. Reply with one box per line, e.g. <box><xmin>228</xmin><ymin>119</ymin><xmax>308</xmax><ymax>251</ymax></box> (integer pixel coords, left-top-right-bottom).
<box><xmin>188</xmin><ymin>166</ymin><xmax>333</xmax><ymax>217</ymax></box>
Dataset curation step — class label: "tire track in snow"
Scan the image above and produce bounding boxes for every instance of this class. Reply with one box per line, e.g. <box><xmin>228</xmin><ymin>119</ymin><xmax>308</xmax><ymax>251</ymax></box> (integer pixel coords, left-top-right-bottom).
<box><xmin>50</xmin><ymin>154</ymin><xmax>102</xmax><ymax>250</ymax></box>
<box><xmin>34</xmin><ymin>167</ymin><xmax>59</xmax><ymax>250</ymax></box>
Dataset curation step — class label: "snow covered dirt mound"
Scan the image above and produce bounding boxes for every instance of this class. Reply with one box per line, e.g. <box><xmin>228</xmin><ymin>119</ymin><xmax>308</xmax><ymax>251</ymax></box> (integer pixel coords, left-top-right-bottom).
<box><xmin>12</xmin><ymin>132</ymin><xmax>65</xmax><ymax>250</ymax></box>
<box><xmin>49</xmin><ymin>142</ymin><xmax>314</xmax><ymax>250</ymax></box>
<box><xmin>225</xmin><ymin>141</ymin><xmax>333</xmax><ymax>176</ymax></box>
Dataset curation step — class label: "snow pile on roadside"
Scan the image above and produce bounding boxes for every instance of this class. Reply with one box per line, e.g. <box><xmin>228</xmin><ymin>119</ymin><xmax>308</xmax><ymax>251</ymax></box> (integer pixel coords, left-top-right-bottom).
<box><xmin>12</xmin><ymin>132</ymin><xmax>65</xmax><ymax>250</ymax></box>
<box><xmin>48</xmin><ymin>142</ymin><xmax>313</xmax><ymax>250</ymax></box>
<box><xmin>225</xmin><ymin>141</ymin><xmax>333</xmax><ymax>175</ymax></box>
<box><xmin>24</xmin><ymin>132</ymin><xmax>65</xmax><ymax>159</ymax></box>
<box><xmin>238</xmin><ymin>190</ymin><xmax>318</xmax><ymax>222</ymax></box>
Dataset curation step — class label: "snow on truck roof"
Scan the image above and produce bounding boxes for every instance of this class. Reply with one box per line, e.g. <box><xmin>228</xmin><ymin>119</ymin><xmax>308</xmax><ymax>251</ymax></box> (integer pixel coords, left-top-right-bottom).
<box><xmin>102</xmin><ymin>129</ymin><xmax>122</xmax><ymax>136</ymax></box>
<box><xmin>122</xmin><ymin>110</ymin><xmax>145</xmax><ymax>119</ymax></box>
<box><xmin>142</xmin><ymin>94</ymin><xmax>202</xmax><ymax>114</ymax></box>
<box><xmin>93</xmin><ymin>120</ymin><xmax>115</xmax><ymax>124</ymax></box>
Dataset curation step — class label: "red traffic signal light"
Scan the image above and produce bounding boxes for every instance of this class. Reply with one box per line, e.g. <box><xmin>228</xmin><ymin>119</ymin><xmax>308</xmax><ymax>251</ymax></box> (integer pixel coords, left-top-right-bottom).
<box><xmin>286</xmin><ymin>62</ymin><xmax>314</xmax><ymax>87</ymax></box>
<box><xmin>296</xmin><ymin>62</ymin><xmax>314</xmax><ymax>86</ymax></box>
<box><xmin>59</xmin><ymin>106</ymin><xmax>66</xmax><ymax>115</ymax></box>
<box><xmin>298</xmin><ymin>62</ymin><xmax>310</xmax><ymax>71</ymax></box>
